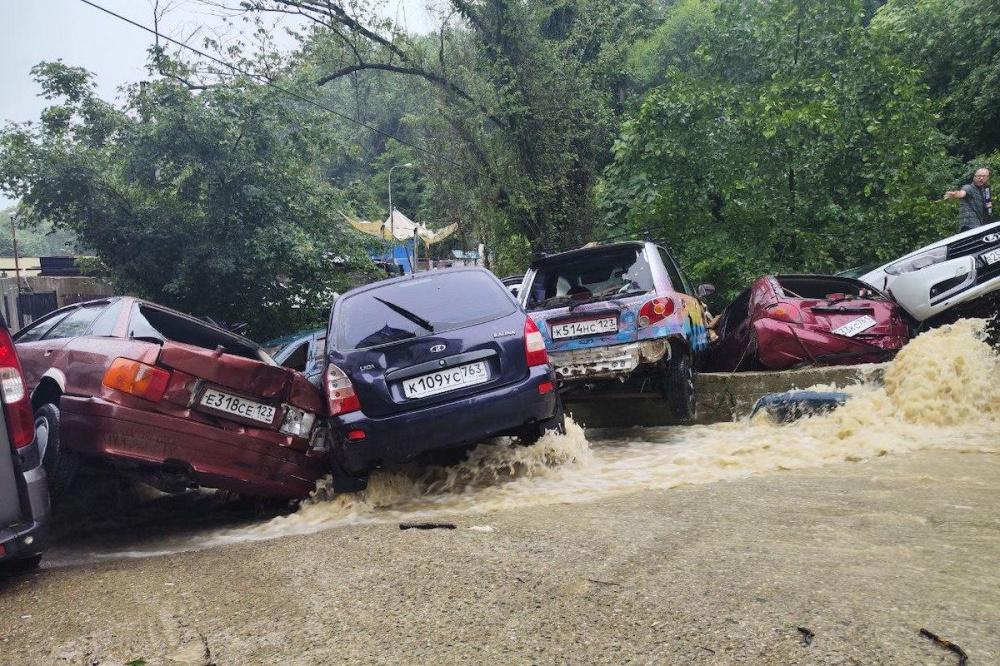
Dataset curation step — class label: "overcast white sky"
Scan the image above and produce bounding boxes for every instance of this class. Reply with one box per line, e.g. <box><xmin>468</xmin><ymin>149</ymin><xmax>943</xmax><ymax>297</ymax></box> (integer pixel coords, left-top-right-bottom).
<box><xmin>0</xmin><ymin>0</ymin><xmax>438</xmax><ymax>207</ymax></box>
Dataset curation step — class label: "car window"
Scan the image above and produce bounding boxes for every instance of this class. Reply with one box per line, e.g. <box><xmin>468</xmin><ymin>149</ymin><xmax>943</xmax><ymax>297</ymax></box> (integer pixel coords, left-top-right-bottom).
<box><xmin>526</xmin><ymin>246</ymin><xmax>654</xmax><ymax>311</ymax></box>
<box><xmin>278</xmin><ymin>341</ymin><xmax>309</xmax><ymax>371</ymax></box>
<box><xmin>41</xmin><ymin>303</ymin><xmax>109</xmax><ymax>341</ymax></box>
<box><xmin>128</xmin><ymin>304</ymin><xmax>266</xmax><ymax>361</ymax></box>
<box><xmin>311</xmin><ymin>334</ymin><xmax>326</xmax><ymax>361</ymax></box>
<box><xmin>13</xmin><ymin>311</ymin><xmax>72</xmax><ymax>343</ymax></box>
<box><xmin>337</xmin><ymin>271</ymin><xmax>517</xmax><ymax>351</ymax></box>
<box><xmin>85</xmin><ymin>300</ymin><xmax>122</xmax><ymax>337</ymax></box>
<box><xmin>658</xmin><ymin>248</ymin><xmax>691</xmax><ymax>295</ymax></box>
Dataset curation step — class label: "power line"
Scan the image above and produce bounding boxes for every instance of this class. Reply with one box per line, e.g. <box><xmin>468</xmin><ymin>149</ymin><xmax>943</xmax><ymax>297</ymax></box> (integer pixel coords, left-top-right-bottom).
<box><xmin>76</xmin><ymin>0</ymin><xmax>488</xmax><ymax>179</ymax></box>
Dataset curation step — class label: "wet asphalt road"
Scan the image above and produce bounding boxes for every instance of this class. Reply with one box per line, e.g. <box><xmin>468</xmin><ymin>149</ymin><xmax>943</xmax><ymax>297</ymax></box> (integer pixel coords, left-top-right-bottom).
<box><xmin>0</xmin><ymin>448</ymin><xmax>997</xmax><ymax>665</ymax></box>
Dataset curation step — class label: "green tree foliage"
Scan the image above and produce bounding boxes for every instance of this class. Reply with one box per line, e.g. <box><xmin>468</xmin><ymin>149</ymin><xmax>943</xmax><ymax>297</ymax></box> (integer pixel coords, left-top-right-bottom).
<box><xmin>0</xmin><ymin>61</ymin><xmax>375</xmax><ymax>338</ymax></box>
<box><xmin>599</xmin><ymin>0</ymin><xmax>956</xmax><ymax>297</ymax></box>
<box><xmin>0</xmin><ymin>207</ymin><xmax>78</xmax><ymax>256</ymax></box>
<box><xmin>239</xmin><ymin>0</ymin><xmax>660</xmax><ymax>254</ymax></box>
<box><xmin>872</xmin><ymin>0</ymin><xmax>1000</xmax><ymax>158</ymax></box>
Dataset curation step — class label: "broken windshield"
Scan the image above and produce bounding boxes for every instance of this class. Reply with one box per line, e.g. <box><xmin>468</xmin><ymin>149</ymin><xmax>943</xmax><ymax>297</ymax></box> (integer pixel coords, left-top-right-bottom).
<box><xmin>336</xmin><ymin>270</ymin><xmax>517</xmax><ymax>351</ymax></box>
<box><xmin>526</xmin><ymin>246</ymin><xmax>655</xmax><ymax>312</ymax></box>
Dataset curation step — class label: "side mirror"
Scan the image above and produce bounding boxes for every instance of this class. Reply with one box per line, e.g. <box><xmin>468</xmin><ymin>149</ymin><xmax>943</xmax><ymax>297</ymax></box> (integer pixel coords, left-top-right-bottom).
<box><xmin>509</xmin><ymin>286</ymin><xmax>520</xmax><ymax>298</ymax></box>
<box><xmin>696</xmin><ymin>283</ymin><xmax>716</xmax><ymax>299</ymax></box>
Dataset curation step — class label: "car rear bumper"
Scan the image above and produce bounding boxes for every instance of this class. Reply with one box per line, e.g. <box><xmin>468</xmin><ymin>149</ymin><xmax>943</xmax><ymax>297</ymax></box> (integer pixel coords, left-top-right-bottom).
<box><xmin>549</xmin><ymin>339</ymin><xmax>675</xmax><ymax>382</ymax></box>
<box><xmin>0</xmin><ymin>442</ymin><xmax>49</xmax><ymax>564</ymax></box>
<box><xmin>59</xmin><ymin>396</ymin><xmax>328</xmax><ymax>499</ymax></box>
<box><xmin>332</xmin><ymin>366</ymin><xmax>557</xmax><ymax>473</ymax></box>
<box><xmin>753</xmin><ymin>319</ymin><xmax>906</xmax><ymax>370</ymax></box>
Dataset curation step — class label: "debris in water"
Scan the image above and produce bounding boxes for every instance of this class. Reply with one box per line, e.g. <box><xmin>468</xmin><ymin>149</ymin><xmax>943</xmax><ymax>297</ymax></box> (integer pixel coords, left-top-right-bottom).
<box><xmin>797</xmin><ymin>627</ymin><xmax>815</xmax><ymax>646</ymax></box>
<box><xmin>399</xmin><ymin>522</ymin><xmax>457</xmax><ymax>530</ymax></box>
<box><xmin>919</xmin><ymin>628</ymin><xmax>968</xmax><ymax>665</ymax></box>
<box><xmin>751</xmin><ymin>391</ymin><xmax>848</xmax><ymax>423</ymax></box>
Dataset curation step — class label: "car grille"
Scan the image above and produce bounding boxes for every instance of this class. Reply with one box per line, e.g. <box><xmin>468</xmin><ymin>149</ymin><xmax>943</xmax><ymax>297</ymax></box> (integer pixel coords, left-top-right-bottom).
<box><xmin>946</xmin><ymin>229</ymin><xmax>1000</xmax><ymax>260</ymax></box>
<box><xmin>977</xmin><ymin>259</ymin><xmax>1000</xmax><ymax>284</ymax></box>
<box><xmin>946</xmin><ymin>227</ymin><xmax>1000</xmax><ymax>286</ymax></box>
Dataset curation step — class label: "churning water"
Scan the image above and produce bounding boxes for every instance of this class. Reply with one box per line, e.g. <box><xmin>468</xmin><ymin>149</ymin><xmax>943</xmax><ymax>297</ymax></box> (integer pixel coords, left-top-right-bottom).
<box><xmin>51</xmin><ymin>319</ymin><xmax>1000</xmax><ymax>563</ymax></box>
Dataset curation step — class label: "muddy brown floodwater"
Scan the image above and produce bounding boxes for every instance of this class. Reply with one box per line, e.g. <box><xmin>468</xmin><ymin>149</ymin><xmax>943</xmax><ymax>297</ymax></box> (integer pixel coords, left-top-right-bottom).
<box><xmin>1</xmin><ymin>319</ymin><xmax>998</xmax><ymax>664</ymax></box>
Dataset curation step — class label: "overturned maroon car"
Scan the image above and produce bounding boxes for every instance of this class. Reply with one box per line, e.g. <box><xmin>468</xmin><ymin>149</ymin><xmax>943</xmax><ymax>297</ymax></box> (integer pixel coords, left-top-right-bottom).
<box><xmin>708</xmin><ymin>275</ymin><xmax>909</xmax><ymax>371</ymax></box>
<box><xmin>14</xmin><ymin>297</ymin><xmax>328</xmax><ymax>500</ymax></box>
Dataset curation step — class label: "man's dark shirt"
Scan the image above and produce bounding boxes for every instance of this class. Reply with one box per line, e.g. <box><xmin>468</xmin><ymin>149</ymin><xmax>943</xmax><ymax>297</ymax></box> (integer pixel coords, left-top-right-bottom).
<box><xmin>958</xmin><ymin>184</ymin><xmax>989</xmax><ymax>231</ymax></box>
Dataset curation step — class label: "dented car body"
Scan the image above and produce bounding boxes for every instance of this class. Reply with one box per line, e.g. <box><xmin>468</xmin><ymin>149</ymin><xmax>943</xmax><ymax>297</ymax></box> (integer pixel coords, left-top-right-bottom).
<box><xmin>709</xmin><ymin>275</ymin><xmax>909</xmax><ymax>372</ymax></box>
<box><xmin>14</xmin><ymin>298</ymin><xmax>328</xmax><ymax>499</ymax></box>
<box><xmin>519</xmin><ymin>241</ymin><xmax>712</xmax><ymax>419</ymax></box>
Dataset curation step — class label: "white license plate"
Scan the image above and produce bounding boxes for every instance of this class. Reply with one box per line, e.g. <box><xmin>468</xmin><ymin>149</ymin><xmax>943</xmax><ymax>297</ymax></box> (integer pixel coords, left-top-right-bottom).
<box><xmin>551</xmin><ymin>316</ymin><xmax>619</xmax><ymax>340</ymax></box>
<box><xmin>200</xmin><ymin>388</ymin><xmax>276</xmax><ymax>425</ymax></box>
<box><xmin>982</xmin><ymin>248</ymin><xmax>1000</xmax><ymax>265</ymax></box>
<box><xmin>402</xmin><ymin>361</ymin><xmax>490</xmax><ymax>399</ymax></box>
<box><xmin>832</xmin><ymin>315</ymin><xmax>878</xmax><ymax>338</ymax></box>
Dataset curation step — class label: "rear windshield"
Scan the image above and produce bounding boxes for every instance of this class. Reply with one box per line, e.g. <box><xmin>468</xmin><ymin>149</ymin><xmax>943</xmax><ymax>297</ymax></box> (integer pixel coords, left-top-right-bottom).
<box><xmin>775</xmin><ymin>277</ymin><xmax>886</xmax><ymax>300</ymax></box>
<box><xmin>129</xmin><ymin>304</ymin><xmax>267</xmax><ymax>361</ymax></box>
<box><xmin>337</xmin><ymin>271</ymin><xmax>517</xmax><ymax>351</ymax></box>
<box><xmin>525</xmin><ymin>246</ymin><xmax>654</xmax><ymax>311</ymax></box>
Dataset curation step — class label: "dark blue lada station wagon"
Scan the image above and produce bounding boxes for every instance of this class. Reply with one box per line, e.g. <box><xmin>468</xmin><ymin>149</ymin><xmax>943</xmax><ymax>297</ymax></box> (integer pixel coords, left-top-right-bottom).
<box><xmin>323</xmin><ymin>267</ymin><xmax>564</xmax><ymax>491</ymax></box>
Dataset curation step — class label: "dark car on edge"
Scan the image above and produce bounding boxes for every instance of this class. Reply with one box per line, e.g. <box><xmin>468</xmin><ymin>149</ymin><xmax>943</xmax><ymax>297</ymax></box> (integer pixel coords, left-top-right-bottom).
<box><xmin>323</xmin><ymin>267</ymin><xmax>564</xmax><ymax>491</ymax></box>
<box><xmin>0</xmin><ymin>315</ymin><xmax>49</xmax><ymax>572</ymax></box>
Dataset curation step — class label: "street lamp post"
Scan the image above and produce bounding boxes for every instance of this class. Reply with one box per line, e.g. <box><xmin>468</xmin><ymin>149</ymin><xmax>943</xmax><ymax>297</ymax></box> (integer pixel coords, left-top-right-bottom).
<box><xmin>388</xmin><ymin>162</ymin><xmax>413</xmax><ymax>272</ymax></box>
<box><xmin>9</xmin><ymin>212</ymin><xmax>21</xmax><ymax>297</ymax></box>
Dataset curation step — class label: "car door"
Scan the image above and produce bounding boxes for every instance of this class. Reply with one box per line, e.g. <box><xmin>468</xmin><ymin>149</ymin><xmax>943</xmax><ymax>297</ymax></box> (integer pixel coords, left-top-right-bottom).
<box><xmin>15</xmin><ymin>302</ymin><xmax>113</xmax><ymax>389</ymax></box>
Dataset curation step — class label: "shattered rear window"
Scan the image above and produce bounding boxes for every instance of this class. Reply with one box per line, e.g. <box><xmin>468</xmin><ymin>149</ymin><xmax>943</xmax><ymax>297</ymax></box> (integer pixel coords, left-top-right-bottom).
<box><xmin>526</xmin><ymin>246</ymin><xmax>654</xmax><ymax>311</ymax></box>
<box><xmin>128</xmin><ymin>305</ymin><xmax>267</xmax><ymax>361</ymax></box>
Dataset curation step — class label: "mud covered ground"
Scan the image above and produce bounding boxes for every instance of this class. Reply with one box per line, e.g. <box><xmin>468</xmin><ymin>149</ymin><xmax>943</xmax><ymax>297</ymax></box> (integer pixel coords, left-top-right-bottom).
<box><xmin>1</xmin><ymin>448</ymin><xmax>997</xmax><ymax>665</ymax></box>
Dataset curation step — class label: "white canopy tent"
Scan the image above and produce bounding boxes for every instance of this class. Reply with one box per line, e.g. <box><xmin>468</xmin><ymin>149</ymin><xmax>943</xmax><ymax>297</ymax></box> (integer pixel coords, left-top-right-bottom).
<box><xmin>341</xmin><ymin>209</ymin><xmax>458</xmax><ymax>271</ymax></box>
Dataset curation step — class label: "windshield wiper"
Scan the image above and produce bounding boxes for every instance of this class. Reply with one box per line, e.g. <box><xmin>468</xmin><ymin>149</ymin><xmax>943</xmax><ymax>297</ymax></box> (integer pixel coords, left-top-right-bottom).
<box><xmin>373</xmin><ymin>296</ymin><xmax>435</xmax><ymax>332</ymax></box>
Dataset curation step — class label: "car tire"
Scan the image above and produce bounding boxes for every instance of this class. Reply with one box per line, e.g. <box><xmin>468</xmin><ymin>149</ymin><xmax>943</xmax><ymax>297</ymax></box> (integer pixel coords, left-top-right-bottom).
<box><xmin>666</xmin><ymin>350</ymin><xmax>697</xmax><ymax>421</ymax></box>
<box><xmin>34</xmin><ymin>403</ymin><xmax>78</xmax><ymax>500</ymax></box>
<box><xmin>520</xmin><ymin>394</ymin><xmax>566</xmax><ymax>445</ymax></box>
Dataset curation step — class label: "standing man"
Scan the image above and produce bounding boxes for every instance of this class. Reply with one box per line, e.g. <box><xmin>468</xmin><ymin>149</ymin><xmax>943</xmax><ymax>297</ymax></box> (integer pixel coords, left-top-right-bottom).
<box><xmin>944</xmin><ymin>167</ymin><xmax>993</xmax><ymax>232</ymax></box>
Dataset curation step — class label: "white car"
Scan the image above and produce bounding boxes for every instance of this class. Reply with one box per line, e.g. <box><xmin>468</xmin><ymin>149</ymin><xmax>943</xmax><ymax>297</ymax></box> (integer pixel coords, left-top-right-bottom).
<box><xmin>859</xmin><ymin>222</ymin><xmax>1000</xmax><ymax>322</ymax></box>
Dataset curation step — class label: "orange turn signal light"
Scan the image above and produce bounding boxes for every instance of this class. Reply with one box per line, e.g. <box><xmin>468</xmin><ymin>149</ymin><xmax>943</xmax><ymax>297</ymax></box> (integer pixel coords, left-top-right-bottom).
<box><xmin>103</xmin><ymin>358</ymin><xmax>171</xmax><ymax>402</ymax></box>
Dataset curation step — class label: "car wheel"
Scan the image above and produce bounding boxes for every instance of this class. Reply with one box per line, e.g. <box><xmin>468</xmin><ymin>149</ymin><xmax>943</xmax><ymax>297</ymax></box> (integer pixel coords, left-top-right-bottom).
<box><xmin>666</xmin><ymin>351</ymin><xmax>697</xmax><ymax>421</ymax></box>
<box><xmin>520</xmin><ymin>394</ymin><xmax>566</xmax><ymax>445</ymax></box>
<box><xmin>34</xmin><ymin>403</ymin><xmax>79</xmax><ymax>500</ymax></box>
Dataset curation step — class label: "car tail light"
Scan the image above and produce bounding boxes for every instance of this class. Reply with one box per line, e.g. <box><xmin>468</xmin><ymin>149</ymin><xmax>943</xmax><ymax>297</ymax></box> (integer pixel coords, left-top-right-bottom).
<box><xmin>765</xmin><ymin>303</ymin><xmax>804</xmax><ymax>323</ymax></box>
<box><xmin>103</xmin><ymin>358</ymin><xmax>171</xmax><ymax>402</ymax></box>
<box><xmin>638</xmin><ymin>297</ymin><xmax>675</xmax><ymax>328</ymax></box>
<box><xmin>280</xmin><ymin>404</ymin><xmax>316</xmax><ymax>438</ymax></box>
<box><xmin>325</xmin><ymin>363</ymin><xmax>361</xmax><ymax>416</ymax></box>
<box><xmin>524</xmin><ymin>317</ymin><xmax>549</xmax><ymax>367</ymax></box>
<box><xmin>0</xmin><ymin>328</ymin><xmax>34</xmax><ymax>449</ymax></box>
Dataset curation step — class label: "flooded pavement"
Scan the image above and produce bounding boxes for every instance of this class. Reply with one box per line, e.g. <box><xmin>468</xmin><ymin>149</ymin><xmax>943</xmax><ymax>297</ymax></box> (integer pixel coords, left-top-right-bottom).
<box><xmin>44</xmin><ymin>318</ymin><xmax>1000</xmax><ymax>564</ymax></box>
<box><xmin>1</xmin><ymin>319</ymin><xmax>998</xmax><ymax>664</ymax></box>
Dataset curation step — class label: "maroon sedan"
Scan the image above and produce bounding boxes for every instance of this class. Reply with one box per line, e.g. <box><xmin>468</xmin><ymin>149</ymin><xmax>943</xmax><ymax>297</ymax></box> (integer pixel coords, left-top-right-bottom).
<box><xmin>14</xmin><ymin>297</ymin><xmax>328</xmax><ymax>499</ymax></box>
<box><xmin>708</xmin><ymin>275</ymin><xmax>909</xmax><ymax>371</ymax></box>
